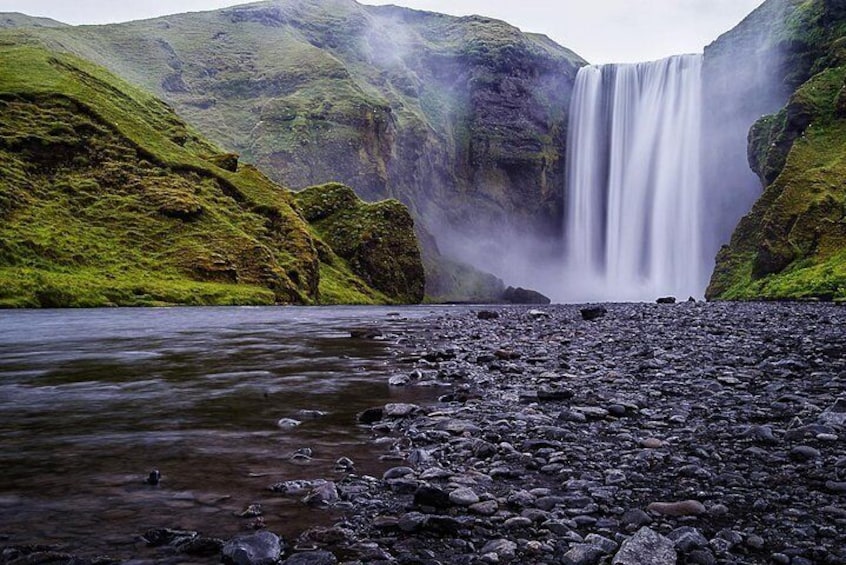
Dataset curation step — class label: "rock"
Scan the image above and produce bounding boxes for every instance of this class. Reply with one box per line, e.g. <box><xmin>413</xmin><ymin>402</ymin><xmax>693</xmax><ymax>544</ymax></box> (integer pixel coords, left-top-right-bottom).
<box><xmin>646</xmin><ymin>500</ymin><xmax>706</xmax><ymax>517</ymax></box>
<box><xmin>413</xmin><ymin>485</ymin><xmax>451</xmax><ymax>508</ymax></box>
<box><xmin>349</xmin><ymin>327</ymin><xmax>382</xmax><ymax>339</ymax></box>
<box><xmin>334</xmin><ymin>457</ymin><xmax>354</xmax><ymax>472</ymax></box>
<box><xmin>470</xmin><ymin>499</ymin><xmax>499</xmax><ymax>515</ymax></box>
<box><xmin>584</xmin><ymin>534</ymin><xmax>618</xmax><ymax>554</ymax></box>
<box><xmin>449</xmin><ymin>487</ymin><xmax>480</xmax><ymax>506</ymax></box>
<box><xmin>145</xmin><ymin>469</ymin><xmax>161</xmax><ymax>485</ymax></box>
<box><xmin>238</xmin><ymin>504</ymin><xmax>263</xmax><ymax>518</ymax></box>
<box><xmin>667</xmin><ymin>527</ymin><xmax>709</xmax><ymax>553</ymax></box>
<box><xmin>789</xmin><ymin>445</ymin><xmax>821</xmax><ymax>461</ymax></box>
<box><xmin>143</xmin><ymin>528</ymin><xmax>198</xmax><ymax>547</ymax></box>
<box><xmin>527</xmin><ymin>309</ymin><xmax>552</xmax><ymax>319</ymax></box>
<box><xmin>302</xmin><ymin>482</ymin><xmax>339</xmax><ymax>506</ymax></box>
<box><xmin>383</xmin><ymin>466</ymin><xmax>414</xmax><ymax>480</ymax></box>
<box><xmin>481</xmin><ymin>539</ymin><xmax>517</xmax><ymax>561</ymax></box>
<box><xmin>398</xmin><ymin>512</ymin><xmax>428</xmax><ymax>532</ymax></box>
<box><xmin>270</xmin><ymin>479</ymin><xmax>325</xmax><ymax>495</ymax></box>
<box><xmin>612</xmin><ymin>527</ymin><xmax>676</xmax><ymax>565</ymax></box>
<box><xmin>281</xmin><ymin>550</ymin><xmax>338</xmax><ymax>565</ymax></box>
<box><xmin>277</xmin><ymin>418</ymin><xmax>302</xmax><ymax>429</ymax></box>
<box><xmin>656</xmin><ymin>296</ymin><xmax>677</xmax><ymax>304</ymax></box>
<box><xmin>503</xmin><ymin>286</ymin><xmax>551</xmax><ymax>305</ymax></box>
<box><xmin>221</xmin><ymin>531</ymin><xmax>284</xmax><ymax>565</ymax></box>
<box><xmin>295</xmin><ymin>409</ymin><xmax>327</xmax><ymax>419</ymax></box>
<box><xmin>356</xmin><ymin>407</ymin><xmax>383</xmax><ymax>424</ymax></box>
<box><xmin>478</xmin><ymin>310</ymin><xmax>500</xmax><ymax>320</ymax></box>
<box><xmin>383</xmin><ymin>402</ymin><xmax>420</xmax><ymax>418</ymax></box>
<box><xmin>819</xmin><ymin>398</ymin><xmax>846</xmax><ymax>426</ymax></box>
<box><xmin>388</xmin><ymin>374</ymin><xmax>410</xmax><ymax>386</ymax></box>
<box><xmin>581</xmin><ymin>306</ymin><xmax>607</xmax><ymax>321</ymax></box>
<box><xmin>537</xmin><ymin>386</ymin><xmax>575</xmax><ymax>401</ymax></box>
<box><xmin>562</xmin><ymin>544</ymin><xmax>605</xmax><ymax>565</ymax></box>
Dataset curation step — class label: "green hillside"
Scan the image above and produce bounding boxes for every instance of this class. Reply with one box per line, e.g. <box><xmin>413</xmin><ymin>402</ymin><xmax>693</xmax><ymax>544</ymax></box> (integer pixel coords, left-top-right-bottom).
<box><xmin>0</xmin><ymin>38</ymin><xmax>423</xmax><ymax>307</ymax></box>
<box><xmin>2</xmin><ymin>0</ymin><xmax>584</xmax><ymax>290</ymax></box>
<box><xmin>707</xmin><ymin>0</ymin><xmax>846</xmax><ymax>301</ymax></box>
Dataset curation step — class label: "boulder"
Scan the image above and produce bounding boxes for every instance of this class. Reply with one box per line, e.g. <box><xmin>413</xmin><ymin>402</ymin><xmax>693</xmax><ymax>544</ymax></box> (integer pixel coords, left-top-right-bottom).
<box><xmin>612</xmin><ymin>527</ymin><xmax>676</xmax><ymax>565</ymax></box>
<box><xmin>222</xmin><ymin>531</ymin><xmax>284</xmax><ymax>565</ymax></box>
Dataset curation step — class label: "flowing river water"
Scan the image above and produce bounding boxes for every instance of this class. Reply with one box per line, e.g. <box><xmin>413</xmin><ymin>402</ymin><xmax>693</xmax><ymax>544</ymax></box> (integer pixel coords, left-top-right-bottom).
<box><xmin>0</xmin><ymin>306</ymin><xmax>452</xmax><ymax>561</ymax></box>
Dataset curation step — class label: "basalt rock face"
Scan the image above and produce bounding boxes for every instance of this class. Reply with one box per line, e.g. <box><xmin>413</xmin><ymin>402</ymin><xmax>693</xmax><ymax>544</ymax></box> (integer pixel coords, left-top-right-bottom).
<box><xmin>15</xmin><ymin>0</ymin><xmax>585</xmax><ymax>266</ymax></box>
<box><xmin>707</xmin><ymin>0</ymin><xmax>846</xmax><ymax>301</ymax></box>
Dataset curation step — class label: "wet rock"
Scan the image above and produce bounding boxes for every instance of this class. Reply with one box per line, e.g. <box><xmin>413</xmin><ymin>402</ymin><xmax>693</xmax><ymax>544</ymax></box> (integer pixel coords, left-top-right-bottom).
<box><xmin>383</xmin><ymin>466</ymin><xmax>414</xmax><ymax>480</ymax></box>
<box><xmin>280</xmin><ymin>550</ymin><xmax>338</xmax><ymax>565</ymax></box>
<box><xmin>581</xmin><ymin>306</ymin><xmax>607</xmax><ymax>321</ymax></box>
<box><xmin>667</xmin><ymin>527</ymin><xmax>709</xmax><ymax>553</ymax></box>
<box><xmin>334</xmin><ymin>457</ymin><xmax>355</xmax><ymax>472</ymax></box>
<box><xmin>384</xmin><ymin>403</ymin><xmax>420</xmax><ymax>418</ymax></box>
<box><xmin>295</xmin><ymin>409</ymin><xmax>327</xmax><ymax>420</ymax></box>
<box><xmin>481</xmin><ymin>539</ymin><xmax>517</xmax><ymax>561</ymax></box>
<box><xmin>277</xmin><ymin>418</ymin><xmax>302</xmax><ymax>429</ymax></box>
<box><xmin>142</xmin><ymin>528</ymin><xmax>198</xmax><ymax>547</ymax></box>
<box><xmin>470</xmin><ymin>499</ymin><xmax>498</xmax><ymax>515</ymax></box>
<box><xmin>478</xmin><ymin>310</ymin><xmax>500</xmax><ymax>320</ymax></box>
<box><xmin>270</xmin><ymin>479</ymin><xmax>325</xmax><ymax>496</ymax></box>
<box><xmin>656</xmin><ymin>296</ymin><xmax>677</xmax><ymax>304</ymax></box>
<box><xmin>789</xmin><ymin>445</ymin><xmax>821</xmax><ymax>461</ymax></box>
<box><xmin>398</xmin><ymin>512</ymin><xmax>428</xmax><ymax>532</ymax></box>
<box><xmin>562</xmin><ymin>544</ymin><xmax>605</xmax><ymax>565</ymax></box>
<box><xmin>302</xmin><ymin>482</ymin><xmax>339</xmax><ymax>506</ymax></box>
<box><xmin>413</xmin><ymin>485</ymin><xmax>451</xmax><ymax>509</ymax></box>
<box><xmin>449</xmin><ymin>487</ymin><xmax>480</xmax><ymax>506</ymax></box>
<box><xmin>144</xmin><ymin>469</ymin><xmax>161</xmax><ymax>486</ymax></box>
<box><xmin>221</xmin><ymin>531</ymin><xmax>284</xmax><ymax>565</ymax></box>
<box><xmin>819</xmin><ymin>398</ymin><xmax>846</xmax><ymax>426</ymax></box>
<box><xmin>612</xmin><ymin>527</ymin><xmax>676</xmax><ymax>565</ymax></box>
<box><xmin>388</xmin><ymin>374</ymin><xmax>411</xmax><ymax>386</ymax></box>
<box><xmin>238</xmin><ymin>504</ymin><xmax>263</xmax><ymax>518</ymax></box>
<box><xmin>357</xmin><ymin>407</ymin><xmax>383</xmax><ymax>424</ymax></box>
<box><xmin>646</xmin><ymin>500</ymin><xmax>706</xmax><ymax>517</ymax></box>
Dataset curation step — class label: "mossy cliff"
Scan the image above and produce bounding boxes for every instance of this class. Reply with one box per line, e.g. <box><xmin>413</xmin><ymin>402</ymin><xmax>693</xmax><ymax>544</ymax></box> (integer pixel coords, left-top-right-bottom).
<box><xmin>706</xmin><ymin>0</ymin><xmax>846</xmax><ymax>301</ymax></box>
<box><xmin>294</xmin><ymin>183</ymin><xmax>424</xmax><ymax>304</ymax></box>
<box><xmin>8</xmin><ymin>0</ymin><xmax>585</xmax><ymax>259</ymax></box>
<box><xmin>0</xmin><ymin>41</ymin><xmax>423</xmax><ymax>307</ymax></box>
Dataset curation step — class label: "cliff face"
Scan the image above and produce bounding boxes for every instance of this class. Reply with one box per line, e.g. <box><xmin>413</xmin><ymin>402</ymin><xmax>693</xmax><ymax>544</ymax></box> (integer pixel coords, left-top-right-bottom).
<box><xmin>0</xmin><ymin>40</ymin><xmax>424</xmax><ymax>307</ymax></box>
<box><xmin>706</xmin><ymin>0</ymin><xmax>846</xmax><ymax>300</ymax></box>
<box><xmin>16</xmin><ymin>0</ymin><xmax>585</xmax><ymax>263</ymax></box>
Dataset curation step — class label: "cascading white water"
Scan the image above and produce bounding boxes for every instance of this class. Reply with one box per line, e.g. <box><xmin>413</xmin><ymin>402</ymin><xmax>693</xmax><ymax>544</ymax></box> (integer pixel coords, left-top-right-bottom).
<box><xmin>563</xmin><ymin>54</ymin><xmax>705</xmax><ymax>302</ymax></box>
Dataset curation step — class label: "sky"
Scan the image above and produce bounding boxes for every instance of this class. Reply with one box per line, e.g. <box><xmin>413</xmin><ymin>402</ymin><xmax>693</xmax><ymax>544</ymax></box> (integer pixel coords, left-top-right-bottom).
<box><xmin>0</xmin><ymin>0</ymin><xmax>765</xmax><ymax>63</ymax></box>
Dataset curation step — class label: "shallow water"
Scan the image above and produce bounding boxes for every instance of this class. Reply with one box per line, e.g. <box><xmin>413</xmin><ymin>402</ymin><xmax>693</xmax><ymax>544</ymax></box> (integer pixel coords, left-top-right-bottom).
<box><xmin>0</xmin><ymin>306</ymin><xmax>448</xmax><ymax>561</ymax></box>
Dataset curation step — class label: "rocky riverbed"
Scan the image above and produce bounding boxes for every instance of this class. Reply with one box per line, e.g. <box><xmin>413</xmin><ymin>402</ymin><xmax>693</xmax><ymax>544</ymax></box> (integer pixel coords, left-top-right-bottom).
<box><xmin>3</xmin><ymin>302</ymin><xmax>845</xmax><ymax>565</ymax></box>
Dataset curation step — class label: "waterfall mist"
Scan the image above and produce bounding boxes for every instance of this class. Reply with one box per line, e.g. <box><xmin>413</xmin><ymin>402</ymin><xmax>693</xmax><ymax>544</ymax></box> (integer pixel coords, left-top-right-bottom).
<box><xmin>562</xmin><ymin>54</ymin><xmax>705</xmax><ymax>302</ymax></box>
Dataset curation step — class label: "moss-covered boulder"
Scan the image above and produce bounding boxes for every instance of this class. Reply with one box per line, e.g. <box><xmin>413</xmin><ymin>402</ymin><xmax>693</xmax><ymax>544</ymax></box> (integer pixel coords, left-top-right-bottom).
<box><xmin>295</xmin><ymin>183</ymin><xmax>425</xmax><ymax>303</ymax></box>
<box><xmin>706</xmin><ymin>0</ymin><xmax>846</xmax><ymax>301</ymax></box>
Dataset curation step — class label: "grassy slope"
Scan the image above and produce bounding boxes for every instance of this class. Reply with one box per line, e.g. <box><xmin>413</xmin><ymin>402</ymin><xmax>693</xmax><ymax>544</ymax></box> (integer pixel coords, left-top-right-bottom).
<box><xmin>1</xmin><ymin>2</ymin><xmax>585</xmax><ymax>302</ymax></box>
<box><xmin>707</xmin><ymin>0</ymin><xmax>846</xmax><ymax>300</ymax></box>
<box><xmin>0</xmin><ymin>39</ymin><xmax>417</xmax><ymax>306</ymax></box>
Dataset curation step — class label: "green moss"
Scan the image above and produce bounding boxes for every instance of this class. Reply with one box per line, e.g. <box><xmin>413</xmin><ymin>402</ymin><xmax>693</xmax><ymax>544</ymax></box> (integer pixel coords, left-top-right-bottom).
<box><xmin>295</xmin><ymin>183</ymin><xmax>425</xmax><ymax>303</ymax></box>
<box><xmin>0</xmin><ymin>41</ymin><xmax>423</xmax><ymax>307</ymax></box>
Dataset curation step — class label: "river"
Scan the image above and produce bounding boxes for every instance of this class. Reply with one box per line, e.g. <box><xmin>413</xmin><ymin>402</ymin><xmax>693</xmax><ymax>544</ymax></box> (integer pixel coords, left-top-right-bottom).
<box><xmin>0</xmin><ymin>306</ymin><xmax>451</xmax><ymax>561</ymax></box>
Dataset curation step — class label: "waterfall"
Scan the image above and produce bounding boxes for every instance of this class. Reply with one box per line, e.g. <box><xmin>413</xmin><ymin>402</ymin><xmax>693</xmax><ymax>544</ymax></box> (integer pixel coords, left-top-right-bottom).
<box><xmin>563</xmin><ymin>54</ymin><xmax>705</xmax><ymax>302</ymax></box>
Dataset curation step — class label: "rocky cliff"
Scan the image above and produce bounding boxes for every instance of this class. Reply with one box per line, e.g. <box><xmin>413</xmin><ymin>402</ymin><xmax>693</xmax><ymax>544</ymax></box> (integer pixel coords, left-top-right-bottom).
<box><xmin>10</xmin><ymin>0</ymin><xmax>585</xmax><ymax>288</ymax></box>
<box><xmin>0</xmin><ymin>39</ymin><xmax>424</xmax><ymax>307</ymax></box>
<box><xmin>706</xmin><ymin>0</ymin><xmax>846</xmax><ymax>301</ymax></box>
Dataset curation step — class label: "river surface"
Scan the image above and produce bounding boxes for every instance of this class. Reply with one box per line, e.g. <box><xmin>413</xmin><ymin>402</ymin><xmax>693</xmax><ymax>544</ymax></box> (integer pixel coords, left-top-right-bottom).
<box><xmin>0</xmin><ymin>306</ymin><xmax>452</xmax><ymax>561</ymax></box>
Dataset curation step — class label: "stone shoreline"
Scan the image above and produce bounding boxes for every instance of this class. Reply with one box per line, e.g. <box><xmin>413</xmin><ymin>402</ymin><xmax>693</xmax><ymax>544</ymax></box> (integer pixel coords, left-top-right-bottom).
<box><xmin>4</xmin><ymin>302</ymin><xmax>845</xmax><ymax>564</ymax></box>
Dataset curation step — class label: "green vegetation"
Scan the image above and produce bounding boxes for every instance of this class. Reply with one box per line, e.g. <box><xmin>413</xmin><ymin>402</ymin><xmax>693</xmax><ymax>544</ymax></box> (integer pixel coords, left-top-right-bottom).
<box><xmin>707</xmin><ymin>0</ymin><xmax>846</xmax><ymax>301</ymax></box>
<box><xmin>0</xmin><ymin>0</ymin><xmax>586</xmax><ymax>299</ymax></box>
<box><xmin>295</xmin><ymin>183</ymin><xmax>424</xmax><ymax>304</ymax></box>
<box><xmin>0</xmin><ymin>41</ymin><xmax>424</xmax><ymax>307</ymax></box>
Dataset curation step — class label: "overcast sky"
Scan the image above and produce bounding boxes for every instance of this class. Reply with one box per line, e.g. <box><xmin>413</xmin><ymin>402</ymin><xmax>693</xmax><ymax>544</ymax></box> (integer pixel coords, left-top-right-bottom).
<box><xmin>0</xmin><ymin>0</ymin><xmax>765</xmax><ymax>63</ymax></box>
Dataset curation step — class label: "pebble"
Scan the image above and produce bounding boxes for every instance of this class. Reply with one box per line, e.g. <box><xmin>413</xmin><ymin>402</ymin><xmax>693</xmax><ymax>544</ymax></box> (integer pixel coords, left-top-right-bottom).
<box><xmin>646</xmin><ymin>500</ymin><xmax>706</xmax><ymax>517</ymax></box>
